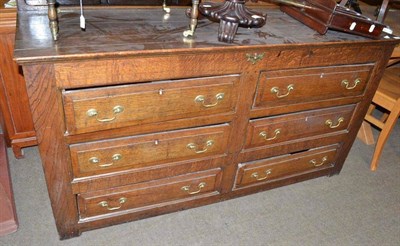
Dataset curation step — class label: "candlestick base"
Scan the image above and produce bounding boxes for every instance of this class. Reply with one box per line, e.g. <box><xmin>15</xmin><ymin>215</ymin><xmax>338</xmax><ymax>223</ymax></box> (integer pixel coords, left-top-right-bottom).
<box><xmin>199</xmin><ymin>0</ymin><xmax>266</xmax><ymax>42</ymax></box>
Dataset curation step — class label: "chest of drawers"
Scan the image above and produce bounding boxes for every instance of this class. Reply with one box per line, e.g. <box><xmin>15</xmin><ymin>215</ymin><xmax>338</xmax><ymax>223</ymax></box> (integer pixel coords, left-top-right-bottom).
<box><xmin>14</xmin><ymin>7</ymin><xmax>398</xmax><ymax>239</ymax></box>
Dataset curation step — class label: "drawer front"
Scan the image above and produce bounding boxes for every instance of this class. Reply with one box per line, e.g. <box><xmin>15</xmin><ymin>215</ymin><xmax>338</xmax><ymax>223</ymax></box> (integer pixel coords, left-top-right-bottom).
<box><xmin>78</xmin><ymin>169</ymin><xmax>222</xmax><ymax>219</ymax></box>
<box><xmin>245</xmin><ymin>105</ymin><xmax>355</xmax><ymax>149</ymax></box>
<box><xmin>70</xmin><ymin>124</ymin><xmax>230</xmax><ymax>177</ymax></box>
<box><xmin>63</xmin><ymin>75</ymin><xmax>240</xmax><ymax>134</ymax></box>
<box><xmin>253</xmin><ymin>65</ymin><xmax>372</xmax><ymax>109</ymax></box>
<box><xmin>236</xmin><ymin>146</ymin><xmax>337</xmax><ymax>188</ymax></box>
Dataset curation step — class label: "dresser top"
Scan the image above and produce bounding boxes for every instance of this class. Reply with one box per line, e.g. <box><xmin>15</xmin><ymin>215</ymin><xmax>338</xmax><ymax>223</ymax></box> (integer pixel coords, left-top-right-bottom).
<box><xmin>14</xmin><ymin>7</ymin><xmax>398</xmax><ymax>63</ymax></box>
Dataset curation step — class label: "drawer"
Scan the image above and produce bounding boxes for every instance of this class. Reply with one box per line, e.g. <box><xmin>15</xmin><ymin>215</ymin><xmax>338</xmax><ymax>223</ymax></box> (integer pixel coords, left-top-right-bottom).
<box><xmin>253</xmin><ymin>64</ymin><xmax>373</xmax><ymax>110</ymax></box>
<box><xmin>77</xmin><ymin>168</ymin><xmax>222</xmax><ymax>219</ymax></box>
<box><xmin>235</xmin><ymin>145</ymin><xmax>337</xmax><ymax>188</ymax></box>
<box><xmin>245</xmin><ymin>104</ymin><xmax>355</xmax><ymax>149</ymax></box>
<box><xmin>70</xmin><ymin>124</ymin><xmax>230</xmax><ymax>178</ymax></box>
<box><xmin>63</xmin><ymin>75</ymin><xmax>240</xmax><ymax>134</ymax></box>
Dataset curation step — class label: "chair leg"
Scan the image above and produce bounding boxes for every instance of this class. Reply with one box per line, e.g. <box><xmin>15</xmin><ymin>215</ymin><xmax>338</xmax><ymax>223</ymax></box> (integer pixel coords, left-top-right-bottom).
<box><xmin>380</xmin><ymin>112</ymin><xmax>389</xmax><ymax>122</ymax></box>
<box><xmin>370</xmin><ymin>101</ymin><xmax>400</xmax><ymax>171</ymax></box>
<box><xmin>367</xmin><ymin>104</ymin><xmax>375</xmax><ymax>115</ymax></box>
<box><xmin>357</xmin><ymin>121</ymin><xmax>375</xmax><ymax>145</ymax></box>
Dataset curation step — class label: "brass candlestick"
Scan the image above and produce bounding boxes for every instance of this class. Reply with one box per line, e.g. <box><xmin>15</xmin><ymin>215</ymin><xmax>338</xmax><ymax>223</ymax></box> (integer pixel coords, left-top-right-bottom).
<box><xmin>47</xmin><ymin>0</ymin><xmax>58</xmax><ymax>41</ymax></box>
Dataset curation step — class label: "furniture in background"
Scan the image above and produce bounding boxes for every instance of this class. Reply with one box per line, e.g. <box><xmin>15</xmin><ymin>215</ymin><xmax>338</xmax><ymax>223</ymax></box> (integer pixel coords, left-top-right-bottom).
<box><xmin>0</xmin><ymin>1</ymin><xmax>37</xmax><ymax>158</ymax></box>
<box><xmin>357</xmin><ymin>47</ymin><xmax>400</xmax><ymax>170</ymax></box>
<box><xmin>281</xmin><ymin>0</ymin><xmax>390</xmax><ymax>40</ymax></box>
<box><xmin>14</xmin><ymin>6</ymin><xmax>398</xmax><ymax>239</ymax></box>
<box><xmin>0</xmin><ymin>133</ymin><xmax>18</xmax><ymax>236</ymax></box>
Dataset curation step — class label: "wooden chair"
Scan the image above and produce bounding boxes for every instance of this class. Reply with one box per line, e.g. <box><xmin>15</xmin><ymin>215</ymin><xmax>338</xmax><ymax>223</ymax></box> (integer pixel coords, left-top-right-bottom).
<box><xmin>357</xmin><ymin>54</ymin><xmax>400</xmax><ymax>170</ymax></box>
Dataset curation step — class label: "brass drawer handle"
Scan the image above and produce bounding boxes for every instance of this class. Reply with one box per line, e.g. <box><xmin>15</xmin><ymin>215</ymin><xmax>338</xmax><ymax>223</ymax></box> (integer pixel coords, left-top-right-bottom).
<box><xmin>89</xmin><ymin>154</ymin><xmax>122</xmax><ymax>168</ymax></box>
<box><xmin>98</xmin><ymin>197</ymin><xmax>127</xmax><ymax>211</ymax></box>
<box><xmin>271</xmin><ymin>84</ymin><xmax>294</xmax><ymax>98</ymax></box>
<box><xmin>187</xmin><ymin>140</ymin><xmax>214</xmax><ymax>154</ymax></box>
<box><xmin>195</xmin><ymin>93</ymin><xmax>225</xmax><ymax>108</ymax></box>
<box><xmin>309</xmin><ymin>156</ymin><xmax>328</xmax><ymax>167</ymax></box>
<box><xmin>246</xmin><ymin>52</ymin><xmax>265</xmax><ymax>65</ymax></box>
<box><xmin>251</xmin><ymin>169</ymin><xmax>272</xmax><ymax>181</ymax></box>
<box><xmin>86</xmin><ymin>105</ymin><xmax>124</xmax><ymax>123</ymax></box>
<box><xmin>325</xmin><ymin>117</ymin><xmax>344</xmax><ymax>129</ymax></box>
<box><xmin>341</xmin><ymin>78</ymin><xmax>361</xmax><ymax>90</ymax></box>
<box><xmin>181</xmin><ymin>182</ymin><xmax>206</xmax><ymax>195</ymax></box>
<box><xmin>259</xmin><ymin>129</ymin><xmax>281</xmax><ymax>141</ymax></box>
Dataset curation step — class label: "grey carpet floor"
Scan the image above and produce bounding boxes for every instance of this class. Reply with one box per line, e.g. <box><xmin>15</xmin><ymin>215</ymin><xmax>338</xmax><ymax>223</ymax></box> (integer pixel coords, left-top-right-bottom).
<box><xmin>0</xmin><ymin>122</ymin><xmax>399</xmax><ymax>245</ymax></box>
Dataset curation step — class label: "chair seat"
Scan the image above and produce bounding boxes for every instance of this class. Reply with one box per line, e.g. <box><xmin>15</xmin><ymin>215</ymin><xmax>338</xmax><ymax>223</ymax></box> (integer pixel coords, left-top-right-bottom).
<box><xmin>374</xmin><ymin>67</ymin><xmax>400</xmax><ymax>106</ymax></box>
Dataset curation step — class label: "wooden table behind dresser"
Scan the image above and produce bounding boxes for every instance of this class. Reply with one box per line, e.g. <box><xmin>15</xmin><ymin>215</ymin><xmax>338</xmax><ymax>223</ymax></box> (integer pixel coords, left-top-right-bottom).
<box><xmin>14</xmin><ymin>7</ymin><xmax>399</xmax><ymax>239</ymax></box>
<box><xmin>0</xmin><ymin>1</ymin><xmax>37</xmax><ymax>158</ymax></box>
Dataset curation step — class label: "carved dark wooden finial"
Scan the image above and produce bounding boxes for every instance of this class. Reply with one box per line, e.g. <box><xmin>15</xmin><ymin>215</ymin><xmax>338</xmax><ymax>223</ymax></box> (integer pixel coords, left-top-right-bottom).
<box><xmin>199</xmin><ymin>0</ymin><xmax>267</xmax><ymax>43</ymax></box>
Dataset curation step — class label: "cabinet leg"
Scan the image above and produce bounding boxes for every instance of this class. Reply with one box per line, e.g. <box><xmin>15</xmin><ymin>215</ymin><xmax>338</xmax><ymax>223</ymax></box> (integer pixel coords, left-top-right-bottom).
<box><xmin>59</xmin><ymin>229</ymin><xmax>81</xmax><ymax>240</ymax></box>
<box><xmin>11</xmin><ymin>145</ymin><xmax>24</xmax><ymax>159</ymax></box>
<box><xmin>9</xmin><ymin>137</ymin><xmax>37</xmax><ymax>159</ymax></box>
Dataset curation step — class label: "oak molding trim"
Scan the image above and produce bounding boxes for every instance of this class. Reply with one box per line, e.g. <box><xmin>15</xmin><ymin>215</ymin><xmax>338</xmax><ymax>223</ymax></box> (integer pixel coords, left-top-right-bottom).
<box><xmin>0</xmin><ymin>9</ymin><xmax>17</xmax><ymax>30</ymax></box>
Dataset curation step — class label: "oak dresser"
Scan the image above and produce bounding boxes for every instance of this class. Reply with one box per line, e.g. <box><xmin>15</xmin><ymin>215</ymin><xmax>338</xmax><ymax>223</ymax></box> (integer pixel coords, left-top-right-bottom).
<box><xmin>14</xmin><ymin>6</ymin><xmax>398</xmax><ymax>239</ymax></box>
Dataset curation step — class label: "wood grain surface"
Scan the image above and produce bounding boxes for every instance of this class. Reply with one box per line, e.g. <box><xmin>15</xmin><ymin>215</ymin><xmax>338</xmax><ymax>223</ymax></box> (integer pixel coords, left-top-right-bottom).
<box><xmin>15</xmin><ymin>7</ymin><xmax>398</xmax><ymax>63</ymax></box>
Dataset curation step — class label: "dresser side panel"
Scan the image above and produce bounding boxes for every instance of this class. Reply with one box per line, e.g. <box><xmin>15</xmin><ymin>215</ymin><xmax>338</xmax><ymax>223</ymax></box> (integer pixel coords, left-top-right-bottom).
<box><xmin>23</xmin><ymin>64</ymin><xmax>80</xmax><ymax>239</ymax></box>
<box><xmin>330</xmin><ymin>44</ymin><xmax>397</xmax><ymax>174</ymax></box>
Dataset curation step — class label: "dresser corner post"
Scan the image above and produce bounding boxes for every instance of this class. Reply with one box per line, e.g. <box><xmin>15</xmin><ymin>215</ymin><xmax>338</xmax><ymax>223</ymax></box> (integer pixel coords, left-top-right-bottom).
<box><xmin>22</xmin><ymin>63</ymin><xmax>80</xmax><ymax>238</ymax></box>
<box><xmin>331</xmin><ymin>43</ymin><xmax>398</xmax><ymax>175</ymax></box>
